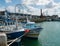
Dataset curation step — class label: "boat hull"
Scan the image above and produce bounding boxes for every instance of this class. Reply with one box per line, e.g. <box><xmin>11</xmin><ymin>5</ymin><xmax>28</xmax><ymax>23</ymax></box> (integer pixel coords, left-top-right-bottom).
<box><xmin>25</xmin><ymin>33</ymin><xmax>39</xmax><ymax>39</ymax></box>
<box><xmin>25</xmin><ymin>28</ymin><xmax>42</xmax><ymax>39</ymax></box>
<box><xmin>6</xmin><ymin>31</ymin><xmax>25</xmax><ymax>40</ymax></box>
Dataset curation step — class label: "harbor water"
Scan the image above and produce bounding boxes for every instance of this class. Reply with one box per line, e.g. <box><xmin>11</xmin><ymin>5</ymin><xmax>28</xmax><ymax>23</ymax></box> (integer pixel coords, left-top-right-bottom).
<box><xmin>20</xmin><ymin>22</ymin><xmax>60</xmax><ymax>46</ymax></box>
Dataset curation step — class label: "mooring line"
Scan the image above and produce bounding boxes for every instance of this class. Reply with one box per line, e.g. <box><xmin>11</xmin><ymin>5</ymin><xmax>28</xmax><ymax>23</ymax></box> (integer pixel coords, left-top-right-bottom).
<box><xmin>8</xmin><ymin>32</ymin><xmax>27</xmax><ymax>46</ymax></box>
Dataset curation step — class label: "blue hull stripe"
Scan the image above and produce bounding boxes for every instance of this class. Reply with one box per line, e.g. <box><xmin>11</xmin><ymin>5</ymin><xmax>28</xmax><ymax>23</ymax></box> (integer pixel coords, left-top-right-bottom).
<box><xmin>7</xmin><ymin>31</ymin><xmax>25</xmax><ymax>39</ymax></box>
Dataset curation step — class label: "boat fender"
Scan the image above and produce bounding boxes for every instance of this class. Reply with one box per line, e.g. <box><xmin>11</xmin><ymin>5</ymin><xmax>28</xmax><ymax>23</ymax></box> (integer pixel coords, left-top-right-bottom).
<box><xmin>25</xmin><ymin>29</ymin><xmax>30</xmax><ymax>33</ymax></box>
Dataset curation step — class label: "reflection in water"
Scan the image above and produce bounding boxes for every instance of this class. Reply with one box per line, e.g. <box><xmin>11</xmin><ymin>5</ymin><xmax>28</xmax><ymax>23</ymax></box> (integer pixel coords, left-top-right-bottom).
<box><xmin>21</xmin><ymin>37</ymin><xmax>42</xmax><ymax>46</ymax></box>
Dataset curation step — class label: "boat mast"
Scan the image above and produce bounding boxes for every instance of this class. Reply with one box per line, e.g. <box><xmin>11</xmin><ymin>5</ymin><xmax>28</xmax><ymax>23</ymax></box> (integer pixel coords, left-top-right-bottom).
<box><xmin>26</xmin><ymin>16</ymin><xmax>30</xmax><ymax>23</ymax></box>
<box><xmin>15</xmin><ymin>16</ymin><xmax>18</xmax><ymax>30</ymax></box>
<box><xmin>15</xmin><ymin>5</ymin><xmax>18</xmax><ymax>30</ymax></box>
<box><xmin>5</xmin><ymin>9</ymin><xmax>8</xmax><ymax>30</ymax></box>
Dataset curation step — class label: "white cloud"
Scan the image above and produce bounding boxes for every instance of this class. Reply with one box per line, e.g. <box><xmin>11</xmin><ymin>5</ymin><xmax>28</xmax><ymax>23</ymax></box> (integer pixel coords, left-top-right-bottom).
<box><xmin>44</xmin><ymin>2</ymin><xmax>60</xmax><ymax>16</ymax></box>
<box><xmin>22</xmin><ymin>0</ymin><xmax>33</xmax><ymax>5</ymax></box>
<box><xmin>23</xmin><ymin>0</ymin><xmax>52</xmax><ymax>5</ymax></box>
<box><xmin>7</xmin><ymin>6</ymin><xmax>20</xmax><ymax>13</ymax></box>
<box><xmin>35</xmin><ymin>0</ymin><xmax>52</xmax><ymax>5</ymax></box>
<box><xmin>22</xmin><ymin>0</ymin><xmax>55</xmax><ymax>15</ymax></box>
<box><xmin>7</xmin><ymin>6</ymin><xmax>29</xmax><ymax>13</ymax></box>
<box><xmin>4</xmin><ymin>0</ymin><xmax>60</xmax><ymax>16</ymax></box>
<box><xmin>26</xmin><ymin>6</ymin><xmax>40</xmax><ymax>15</ymax></box>
<box><xmin>0</xmin><ymin>8</ymin><xmax>5</xmax><ymax>11</ymax></box>
<box><xmin>6</xmin><ymin>5</ymin><xmax>40</xmax><ymax>15</ymax></box>
<box><xmin>7</xmin><ymin>6</ymin><xmax>15</xmax><ymax>12</ymax></box>
<box><xmin>5</xmin><ymin>0</ymin><xmax>12</xmax><ymax>3</ymax></box>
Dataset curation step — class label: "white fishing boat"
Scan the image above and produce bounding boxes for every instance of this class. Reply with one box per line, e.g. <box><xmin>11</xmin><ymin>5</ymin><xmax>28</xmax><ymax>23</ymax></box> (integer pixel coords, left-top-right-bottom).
<box><xmin>23</xmin><ymin>18</ymin><xmax>43</xmax><ymax>39</ymax></box>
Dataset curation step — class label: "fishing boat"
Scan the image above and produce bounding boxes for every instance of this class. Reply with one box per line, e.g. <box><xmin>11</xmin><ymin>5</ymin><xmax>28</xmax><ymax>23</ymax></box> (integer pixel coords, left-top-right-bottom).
<box><xmin>0</xmin><ymin>10</ymin><xmax>29</xmax><ymax>40</ymax></box>
<box><xmin>23</xmin><ymin>18</ymin><xmax>43</xmax><ymax>39</ymax></box>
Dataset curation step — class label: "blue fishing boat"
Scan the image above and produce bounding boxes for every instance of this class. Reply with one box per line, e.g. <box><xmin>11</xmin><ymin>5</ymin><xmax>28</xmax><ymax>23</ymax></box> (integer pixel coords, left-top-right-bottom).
<box><xmin>0</xmin><ymin>10</ymin><xmax>29</xmax><ymax>40</ymax></box>
<box><xmin>0</xmin><ymin>18</ymin><xmax>26</xmax><ymax>39</ymax></box>
<box><xmin>23</xmin><ymin>18</ymin><xmax>43</xmax><ymax>39</ymax></box>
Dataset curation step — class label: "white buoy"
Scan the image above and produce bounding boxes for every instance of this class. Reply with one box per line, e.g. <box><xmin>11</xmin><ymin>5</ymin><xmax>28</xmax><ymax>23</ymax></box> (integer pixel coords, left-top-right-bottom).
<box><xmin>0</xmin><ymin>33</ymin><xmax>7</xmax><ymax>46</ymax></box>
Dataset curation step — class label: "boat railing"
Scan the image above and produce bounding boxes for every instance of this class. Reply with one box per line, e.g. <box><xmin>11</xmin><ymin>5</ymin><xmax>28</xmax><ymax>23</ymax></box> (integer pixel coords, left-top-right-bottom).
<box><xmin>0</xmin><ymin>24</ymin><xmax>24</xmax><ymax>32</ymax></box>
<box><xmin>0</xmin><ymin>25</ymin><xmax>16</xmax><ymax>31</ymax></box>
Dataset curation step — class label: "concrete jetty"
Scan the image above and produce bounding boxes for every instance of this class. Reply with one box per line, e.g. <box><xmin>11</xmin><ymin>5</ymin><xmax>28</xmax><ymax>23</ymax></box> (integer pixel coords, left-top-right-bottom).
<box><xmin>0</xmin><ymin>33</ymin><xmax>7</xmax><ymax>46</ymax></box>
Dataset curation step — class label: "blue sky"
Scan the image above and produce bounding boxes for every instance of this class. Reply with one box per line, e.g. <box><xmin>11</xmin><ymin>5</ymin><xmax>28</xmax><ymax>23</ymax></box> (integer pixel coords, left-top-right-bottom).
<box><xmin>54</xmin><ymin>0</ymin><xmax>60</xmax><ymax>3</ymax></box>
<box><xmin>0</xmin><ymin>0</ymin><xmax>22</xmax><ymax>7</ymax></box>
<box><xmin>0</xmin><ymin>0</ymin><xmax>60</xmax><ymax>16</ymax></box>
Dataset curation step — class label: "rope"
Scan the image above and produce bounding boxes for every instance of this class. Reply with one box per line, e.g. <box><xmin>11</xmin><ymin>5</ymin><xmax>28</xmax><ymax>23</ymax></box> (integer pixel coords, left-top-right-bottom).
<box><xmin>8</xmin><ymin>32</ymin><xmax>27</xmax><ymax>46</ymax></box>
<box><xmin>8</xmin><ymin>39</ymin><xmax>14</xmax><ymax>43</ymax></box>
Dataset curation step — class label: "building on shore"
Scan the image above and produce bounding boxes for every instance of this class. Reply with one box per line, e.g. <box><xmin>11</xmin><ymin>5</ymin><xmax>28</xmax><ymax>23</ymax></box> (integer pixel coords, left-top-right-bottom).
<box><xmin>39</xmin><ymin>9</ymin><xmax>60</xmax><ymax>21</ymax></box>
<box><xmin>0</xmin><ymin>10</ymin><xmax>60</xmax><ymax>23</ymax></box>
<box><xmin>0</xmin><ymin>10</ymin><xmax>40</xmax><ymax>22</ymax></box>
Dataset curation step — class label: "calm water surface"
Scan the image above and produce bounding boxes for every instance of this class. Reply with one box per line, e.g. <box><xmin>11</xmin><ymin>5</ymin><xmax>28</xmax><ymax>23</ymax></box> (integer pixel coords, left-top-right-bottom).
<box><xmin>21</xmin><ymin>22</ymin><xmax>60</xmax><ymax>46</ymax></box>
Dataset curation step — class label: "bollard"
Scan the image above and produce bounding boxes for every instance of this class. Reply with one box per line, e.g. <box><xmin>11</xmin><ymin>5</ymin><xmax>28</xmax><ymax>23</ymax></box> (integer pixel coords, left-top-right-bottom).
<box><xmin>0</xmin><ymin>33</ymin><xmax>7</xmax><ymax>46</ymax></box>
